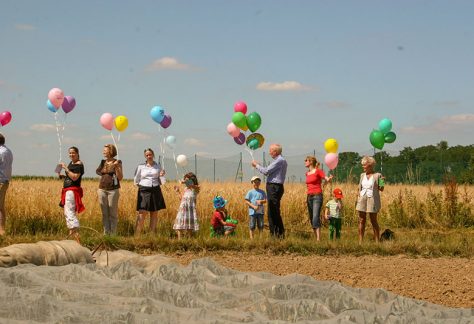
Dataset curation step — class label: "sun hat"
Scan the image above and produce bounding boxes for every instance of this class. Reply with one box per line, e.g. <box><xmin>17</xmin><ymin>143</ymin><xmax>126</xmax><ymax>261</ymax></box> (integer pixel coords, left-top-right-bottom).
<box><xmin>213</xmin><ymin>196</ymin><xmax>227</xmax><ymax>209</ymax></box>
<box><xmin>333</xmin><ymin>188</ymin><xmax>343</xmax><ymax>199</ymax></box>
<box><xmin>251</xmin><ymin>176</ymin><xmax>261</xmax><ymax>183</ymax></box>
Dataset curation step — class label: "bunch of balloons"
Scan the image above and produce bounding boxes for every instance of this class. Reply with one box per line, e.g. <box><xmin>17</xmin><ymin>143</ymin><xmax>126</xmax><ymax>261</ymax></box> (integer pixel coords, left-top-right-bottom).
<box><xmin>324</xmin><ymin>138</ymin><xmax>339</xmax><ymax>170</ymax></box>
<box><xmin>150</xmin><ymin>105</ymin><xmax>172</xmax><ymax>129</ymax></box>
<box><xmin>227</xmin><ymin>101</ymin><xmax>265</xmax><ymax>151</ymax></box>
<box><xmin>369</xmin><ymin>118</ymin><xmax>397</xmax><ymax>150</ymax></box>
<box><xmin>47</xmin><ymin>88</ymin><xmax>76</xmax><ymax>114</ymax></box>
<box><xmin>100</xmin><ymin>113</ymin><xmax>129</xmax><ymax>132</ymax></box>
<box><xmin>0</xmin><ymin>111</ymin><xmax>12</xmax><ymax>127</ymax></box>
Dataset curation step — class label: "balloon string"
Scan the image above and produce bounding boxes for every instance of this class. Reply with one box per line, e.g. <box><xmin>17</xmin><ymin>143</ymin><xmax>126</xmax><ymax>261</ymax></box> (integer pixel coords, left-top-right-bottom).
<box><xmin>110</xmin><ymin>131</ymin><xmax>119</xmax><ymax>160</ymax></box>
<box><xmin>60</xmin><ymin>112</ymin><xmax>67</xmax><ymax>153</ymax></box>
<box><xmin>53</xmin><ymin>112</ymin><xmax>62</xmax><ymax>162</ymax></box>
<box><xmin>172</xmin><ymin>151</ymin><xmax>179</xmax><ymax>178</ymax></box>
<box><xmin>244</xmin><ymin>147</ymin><xmax>254</xmax><ymax>160</ymax></box>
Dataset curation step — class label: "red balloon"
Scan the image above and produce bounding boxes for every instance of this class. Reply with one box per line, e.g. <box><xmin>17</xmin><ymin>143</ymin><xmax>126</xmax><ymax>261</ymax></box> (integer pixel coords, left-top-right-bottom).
<box><xmin>234</xmin><ymin>101</ymin><xmax>247</xmax><ymax>114</ymax></box>
<box><xmin>0</xmin><ymin>111</ymin><xmax>12</xmax><ymax>126</ymax></box>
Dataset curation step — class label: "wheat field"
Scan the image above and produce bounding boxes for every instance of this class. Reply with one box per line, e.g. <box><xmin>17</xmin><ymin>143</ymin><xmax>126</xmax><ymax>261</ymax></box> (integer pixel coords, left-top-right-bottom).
<box><xmin>2</xmin><ymin>178</ymin><xmax>473</xmax><ymax>256</ymax></box>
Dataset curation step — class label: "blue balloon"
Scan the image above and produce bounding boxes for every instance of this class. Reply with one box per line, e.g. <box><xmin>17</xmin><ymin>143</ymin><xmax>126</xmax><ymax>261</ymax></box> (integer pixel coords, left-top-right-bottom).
<box><xmin>47</xmin><ymin>100</ymin><xmax>57</xmax><ymax>113</ymax></box>
<box><xmin>150</xmin><ymin>106</ymin><xmax>165</xmax><ymax>123</ymax></box>
<box><xmin>378</xmin><ymin>118</ymin><xmax>393</xmax><ymax>134</ymax></box>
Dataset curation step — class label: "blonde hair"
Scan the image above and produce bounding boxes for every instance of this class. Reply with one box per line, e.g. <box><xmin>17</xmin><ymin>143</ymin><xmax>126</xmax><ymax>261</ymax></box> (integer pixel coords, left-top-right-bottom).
<box><xmin>305</xmin><ymin>156</ymin><xmax>320</xmax><ymax>168</ymax></box>
<box><xmin>104</xmin><ymin>144</ymin><xmax>117</xmax><ymax>158</ymax></box>
<box><xmin>361</xmin><ymin>156</ymin><xmax>376</xmax><ymax>167</ymax></box>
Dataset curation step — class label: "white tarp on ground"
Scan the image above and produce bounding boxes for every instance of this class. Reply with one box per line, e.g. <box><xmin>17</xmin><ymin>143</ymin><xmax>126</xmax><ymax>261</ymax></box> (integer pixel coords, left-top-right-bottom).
<box><xmin>0</xmin><ymin>245</ymin><xmax>472</xmax><ymax>323</ymax></box>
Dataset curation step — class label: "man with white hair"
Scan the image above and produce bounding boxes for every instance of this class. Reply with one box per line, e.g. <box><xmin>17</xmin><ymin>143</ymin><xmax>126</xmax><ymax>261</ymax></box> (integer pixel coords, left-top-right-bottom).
<box><xmin>251</xmin><ymin>143</ymin><xmax>287</xmax><ymax>238</ymax></box>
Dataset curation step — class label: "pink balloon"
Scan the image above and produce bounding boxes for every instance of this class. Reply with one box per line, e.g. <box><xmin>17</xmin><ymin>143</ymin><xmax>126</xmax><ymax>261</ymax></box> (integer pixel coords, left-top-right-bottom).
<box><xmin>233</xmin><ymin>132</ymin><xmax>246</xmax><ymax>145</ymax></box>
<box><xmin>61</xmin><ymin>96</ymin><xmax>76</xmax><ymax>113</ymax></box>
<box><xmin>324</xmin><ymin>153</ymin><xmax>339</xmax><ymax>170</ymax></box>
<box><xmin>160</xmin><ymin>114</ymin><xmax>172</xmax><ymax>128</ymax></box>
<box><xmin>48</xmin><ymin>88</ymin><xmax>65</xmax><ymax>109</ymax></box>
<box><xmin>234</xmin><ymin>101</ymin><xmax>248</xmax><ymax>114</ymax></box>
<box><xmin>100</xmin><ymin>113</ymin><xmax>114</xmax><ymax>131</ymax></box>
<box><xmin>226</xmin><ymin>122</ymin><xmax>240</xmax><ymax>137</ymax></box>
<box><xmin>0</xmin><ymin>111</ymin><xmax>12</xmax><ymax>126</ymax></box>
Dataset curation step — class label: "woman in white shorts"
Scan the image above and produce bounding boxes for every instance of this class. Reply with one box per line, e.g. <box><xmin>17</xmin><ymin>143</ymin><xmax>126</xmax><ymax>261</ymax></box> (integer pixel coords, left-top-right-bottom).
<box><xmin>356</xmin><ymin>156</ymin><xmax>384</xmax><ymax>243</ymax></box>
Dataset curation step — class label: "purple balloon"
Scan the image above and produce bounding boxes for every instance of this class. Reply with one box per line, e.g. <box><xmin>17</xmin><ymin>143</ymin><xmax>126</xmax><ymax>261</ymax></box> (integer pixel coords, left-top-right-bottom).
<box><xmin>160</xmin><ymin>114</ymin><xmax>172</xmax><ymax>128</ymax></box>
<box><xmin>61</xmin><ymin>96</ymin><xmax>76</xmax><ymax>114</ymax></box>
<box><xmin>233</xmin><ymin>132</ymin><xmax>246</xmax><ymax>145</ymax></box>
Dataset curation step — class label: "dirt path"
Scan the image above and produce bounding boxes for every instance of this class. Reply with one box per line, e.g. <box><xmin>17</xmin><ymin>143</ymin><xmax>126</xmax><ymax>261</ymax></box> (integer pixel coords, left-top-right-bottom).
<box><xmin>170</xmin><ymin>251</ymin><xmax>474</xmax><ymax>309</ymax></box>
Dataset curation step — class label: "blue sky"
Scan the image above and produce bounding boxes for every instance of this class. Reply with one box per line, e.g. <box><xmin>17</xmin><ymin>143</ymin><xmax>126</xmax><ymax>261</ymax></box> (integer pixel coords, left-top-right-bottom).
<box><xmin>1</xmin><ymin>0</ymin><xmax>473</xmax><ymax>178</ymax></box>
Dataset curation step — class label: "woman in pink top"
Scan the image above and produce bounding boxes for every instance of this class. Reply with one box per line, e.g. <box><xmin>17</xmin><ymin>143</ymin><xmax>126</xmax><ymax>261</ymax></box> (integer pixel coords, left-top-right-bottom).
<box><xmin>305</xmin><ymin>156</ymin><xmax>332</xmax><ymax>241</ymax></box>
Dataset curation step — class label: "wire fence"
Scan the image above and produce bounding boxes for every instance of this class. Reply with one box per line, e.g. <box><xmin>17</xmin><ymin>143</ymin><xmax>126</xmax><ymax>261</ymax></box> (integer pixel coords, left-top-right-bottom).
<box><xmin>158</xmin><ymin>151</ymin><xmax>471</xmax><ymax>184</ymax></box>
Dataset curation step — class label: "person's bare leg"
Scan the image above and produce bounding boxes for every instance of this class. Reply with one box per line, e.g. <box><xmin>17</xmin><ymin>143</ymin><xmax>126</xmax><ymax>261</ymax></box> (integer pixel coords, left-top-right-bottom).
<box><xmin>312</xmin><ymin>228</ymin><xmax>320</xmax><ymax>241</ymax></box>
<box><xmin>135</xmin><ymin>212</ymin><xmax>145</xmax><ymax>236</ymax></box>
<box><xmin>249</xmin><ymin>229</ymin><xmax>254</xmax><ymax>239</ymax></box>
<box><xmin>369</xmin><ymin>213</ymin><xmax>380</xmax><ymax>242</ymax></box>
<box><xmin>358</xmin><ymin>212</ymin><xmax>367</xmax><ymax>244</ymax></box>
<box><xmin>149</xmin><ymin>212</ymin><xmax>158</xmax><ymax>233</ymax></box>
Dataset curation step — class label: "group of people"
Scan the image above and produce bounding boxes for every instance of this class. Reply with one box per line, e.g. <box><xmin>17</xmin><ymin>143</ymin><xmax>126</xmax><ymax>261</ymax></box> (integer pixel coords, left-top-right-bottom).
<box><xmin>0</xmin><ymin>133</ymin><xmax>385</xmax><ymax>243</ymax></box>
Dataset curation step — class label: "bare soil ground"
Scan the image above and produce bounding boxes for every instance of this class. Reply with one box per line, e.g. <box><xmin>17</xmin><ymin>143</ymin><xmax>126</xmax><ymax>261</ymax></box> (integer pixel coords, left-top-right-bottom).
<box><xmin>170</xmin><ymin>251</ymin><xmax>474</xmax><ymax>309</ymax></box>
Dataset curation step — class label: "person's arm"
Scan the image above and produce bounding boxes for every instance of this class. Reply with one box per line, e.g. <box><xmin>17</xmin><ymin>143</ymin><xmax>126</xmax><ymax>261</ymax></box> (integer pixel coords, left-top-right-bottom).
<box><xmin>254</xmin><ymin>158</ymin><xmax>281</xmax><ymax>176</ymax></box>
<box><xmin>133</xmin><ymin>165</ymin><xmax>141</xmax><ymax>186</ymax></box>
<box><xmin>114</xmin><ymin>160</ymin><xmax>123</xmax><ymax>181</ymax></box>
<box><xmin>245</xmin><ymin>199</ymin><xmax>258</xmax><ymax>210</ymax></box>
<box><xmin>96</xmin><ymin>160</ymin><xmax>104</xmax><ymax>176</ymax></box>
<box><xmin>324</xmin><ymin>206</ymin><xmax>330</xmax><ymax>220</ymax></box>
<box><xmin>63</xmin><ymin>162</ymin><xmax>82</xmax><ymax>181</ymax></box>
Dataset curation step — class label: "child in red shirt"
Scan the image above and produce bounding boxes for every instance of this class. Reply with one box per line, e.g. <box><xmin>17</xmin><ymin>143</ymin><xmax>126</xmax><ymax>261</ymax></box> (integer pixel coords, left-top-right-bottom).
<box><xmin>211</xmin><ymin>196</ymin><xmax>236</xmax><ymax>236</ymax></box>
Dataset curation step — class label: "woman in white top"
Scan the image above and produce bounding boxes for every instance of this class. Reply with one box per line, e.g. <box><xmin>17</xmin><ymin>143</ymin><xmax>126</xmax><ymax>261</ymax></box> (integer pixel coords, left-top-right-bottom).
<box><xmin>355</xmin><ymin>156</ymin><xmax>384</xmax><ymax>243</ymax></box>
<box><xmin>133</xmin><ymin>148</ymin><xmax>166</xmax><ymax>235</ymax></box>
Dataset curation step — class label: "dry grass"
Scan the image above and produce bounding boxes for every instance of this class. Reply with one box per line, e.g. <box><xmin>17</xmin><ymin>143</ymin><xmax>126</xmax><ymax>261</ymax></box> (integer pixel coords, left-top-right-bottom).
<box><xmin>2</xmin><ymin>178</ymin><xmax>473</xmax><ymax>256</ymax></box>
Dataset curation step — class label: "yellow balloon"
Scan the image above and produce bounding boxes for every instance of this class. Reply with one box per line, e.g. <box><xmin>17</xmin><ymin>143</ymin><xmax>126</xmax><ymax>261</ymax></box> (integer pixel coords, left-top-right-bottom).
<box><xmin>324</xmin><ymin>138</ymin><xmax>338</xmax><ymax>153</ymax></box>
<box><xmin>114</xmin><ymin>115</ymin><xmax>128</xmax><ymax>132</ymax></box>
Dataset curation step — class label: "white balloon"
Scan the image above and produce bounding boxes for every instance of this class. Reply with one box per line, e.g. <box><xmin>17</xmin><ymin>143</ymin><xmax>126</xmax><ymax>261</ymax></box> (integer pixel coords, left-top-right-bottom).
<box><xmin>176</xmin><ymin>154</ymin><xmax>188</xmax><ymax>167</ymax></box>
<box><xmin>165</xmin><ymin>135</ymin><xmax>176</xmax><ymax>149</ymax></box>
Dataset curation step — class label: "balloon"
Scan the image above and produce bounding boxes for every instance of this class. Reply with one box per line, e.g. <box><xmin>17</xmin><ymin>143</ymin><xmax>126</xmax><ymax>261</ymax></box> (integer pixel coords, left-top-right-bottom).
<box><xmin>246</xmin><ymin>112</ymin><xmax>262</xmax><ymax>132</ymax></box>
<box><xmin>246</xmin><ymin>133</ymin><xmax>265</xmax><ymax>150</ymax></box>
<box><xmin>114</xmin><ymin>115</ymin><xmax>128</xmax><ymax>132</ymax></box>
<box><xmin>369</xmin><ymin>129</ymin><xmax>385</xmax><ymax>149</ymax></box>
<box><xmin>234</xmin><ymin>101</ymin><xmax>248</xmax><ymax>114</ymax></box>
<box><xmin>150</xmin><ymin>106</ymin><xmax>165</xmax><ymax>123</ymax></box>
<box><xmin>233</xmin><ymin>132</ymin><xmax>246</xmax><ymax>145</ymax></box>
<box><xmin>226</xmin><ymin>122</ymin><xmax>240</xmax><ymax>137</ymax></box>
<box><xmin>48</xmin><ymin>88</ymin><xmax>65</xmax><ymax>109</ymax></box>
<box><xmin>324</xmin><ymin>138</ymin><xmax>338</xmax><ymax>153</ymax></box>
<box><xmin>176</xmin><ymin>154</ymin><xmax>188</xmax><ymax>167</ymax></box>
<box><xmin>160</xmin><ymin>114</ymin><xmax>172</xmax><ymax>128</ymax></box>
<box><xmin>61</xmin><ymin>96</ymin><xmax>76</xmax><ymax>113</ymax></box>
<box><xmin>0</xmin><ymin>111</ymin><xmax>12</xmax><ymax>126</ymax></box>
<box><xmin>47</xmin><ymin>100</ymin><xmax>58</xmax><ymax>113</ymax></box>
<box><xmin>100</xmin><ymin>113</ymin><xmax>114</xmax><ymax>131</ymax></box>
<box><xmin>378</xmin><ymin>118</ymin><xmax>393</xmax><ymax>134</ymax></box>
<box><xmin>165</xmin><ymin>135</ymin><xmax>176</xmax><ymax>148</ymax></box>
<box><xmin>384</xmin><ymin>131</ymin><xmax>397</xmax><ymax>144</ymax></box>
<box><xmin>324</xmin><ymin>153</ymin><xmax>339</xmax><ymax>170</ymax></box>
<box><xmin>231</xmin><ymin>112</ymin><xmax>247</xmax><ymax>130</ymax></box>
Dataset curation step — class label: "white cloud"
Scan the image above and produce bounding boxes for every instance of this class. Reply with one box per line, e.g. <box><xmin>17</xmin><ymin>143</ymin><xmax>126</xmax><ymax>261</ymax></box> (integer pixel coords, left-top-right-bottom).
<box><xmin>256</xmin><ymin>81</ymin><xmax>310</xmax><ymax>91</ymax></box>
<box><xmin>100</xmin><ymin>135</ymin><xmax>113</xmax><ymax>140</ymax></box>
<box><xmin>184</xmin><ymin>138</ymin><xmax>206</xmax><ymax>147</ymax></box>
<box><xmin>32</xmin><ymin>143</ymin><xmax>50</xmax><ymax>149</ymax></box>
<box><xmin>131</xmin><ymin>132</ymin><xmax>151</xmax><ymax>140</ymax></box>
<box><xmin>30</xmin><ymin>124</ymin><xmax>56</xmax><ymax>132</ymax></box>
<box><xmin>402</xmin><ymin>113</ymin><xmax>474</xmax><ymax>133</ymax></box>
<box><xmin>145</xmin><ymin>57</ymin><xmax>192</xmax><ymax>71</ymax></box>
<box><xmin>15</xmin><ymin>24</ymin><xmax>36</xmax><ymax>31</ymax></box>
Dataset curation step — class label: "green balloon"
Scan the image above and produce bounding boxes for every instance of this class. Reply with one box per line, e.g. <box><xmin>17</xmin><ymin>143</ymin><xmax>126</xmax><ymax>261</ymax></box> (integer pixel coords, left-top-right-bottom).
<box><xmin>247</xmin><ymin>138</ymin><xmax>259</xmax><ymax>150</ymax></box>
<box><xmin>232</xmin><ymin>112</ymin><xmax>247</xmax><ymax>129</ymax></box>
<box><xmin>246</xmin><ymin>112</ymin><xmax>262</xmax><ymax>132</ymax></box>
<box><xmin>378</xmin><ymin>118</ymin><xmax>393</xmax><ymax>134</ymax></box>
<box><xmin>369</xmin><ymin>129</ymin><xmax>385</xmax><ymax>149</ymax></box>
<box><xmin>384</xmin><ymin>131</ymin><xmax>396</xmax><ymax>144</ymax></box>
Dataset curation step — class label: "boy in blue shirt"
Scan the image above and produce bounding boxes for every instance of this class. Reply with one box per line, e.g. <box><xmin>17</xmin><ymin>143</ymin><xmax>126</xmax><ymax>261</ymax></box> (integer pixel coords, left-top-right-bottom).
<box><xmin>245</xmin><ymin>176</ymin><xmax>267</xmax><ymax>239</ymax></box>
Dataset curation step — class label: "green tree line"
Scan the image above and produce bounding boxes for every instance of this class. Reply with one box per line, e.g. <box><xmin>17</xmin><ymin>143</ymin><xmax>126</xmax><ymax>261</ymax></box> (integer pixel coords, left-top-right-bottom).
<box><xmin>333</xmin><ymin>141</ymin><xmax>474</xmax><ymax>184</ymax></box>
